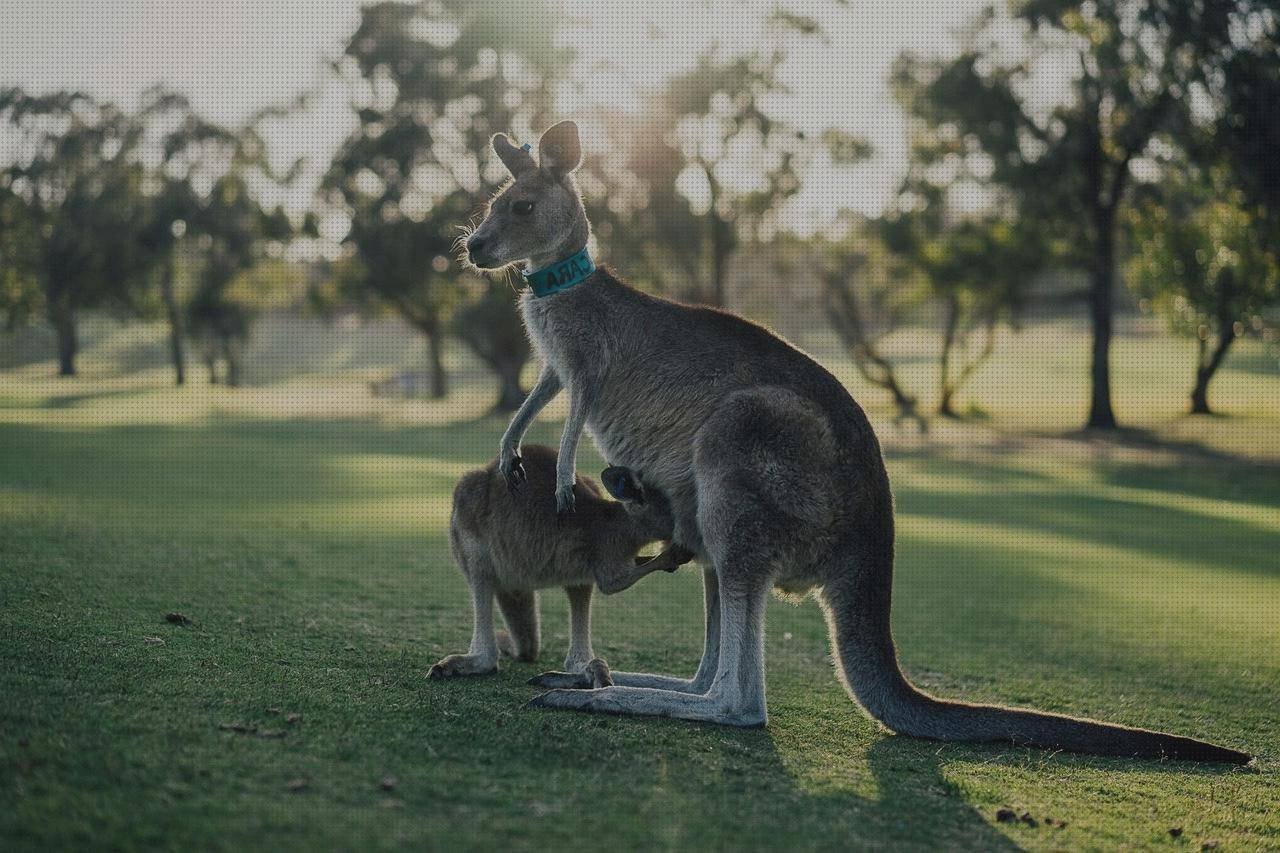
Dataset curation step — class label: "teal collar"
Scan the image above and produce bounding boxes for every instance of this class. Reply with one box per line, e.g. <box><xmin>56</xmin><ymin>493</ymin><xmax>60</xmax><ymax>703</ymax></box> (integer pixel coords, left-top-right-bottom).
<box><xmin>523</xmin><ymin>247</ymin><xmax>595</xmax><ymax>298</ymax></box>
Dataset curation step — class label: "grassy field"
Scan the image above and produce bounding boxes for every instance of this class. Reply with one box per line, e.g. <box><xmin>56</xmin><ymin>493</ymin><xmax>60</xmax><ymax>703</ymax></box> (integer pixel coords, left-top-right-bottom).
<box><xmin>2</xmin><ymin>321</ymin><xmax>1279</xmax><ymax>850</ymax></box>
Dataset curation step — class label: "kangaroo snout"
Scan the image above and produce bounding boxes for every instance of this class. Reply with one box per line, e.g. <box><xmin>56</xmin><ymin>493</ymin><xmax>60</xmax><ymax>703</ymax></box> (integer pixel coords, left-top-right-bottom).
<box><xmin>466</xmin><ymin>235</ymin><xmax>494</xmax><ymax>268</ymax></box>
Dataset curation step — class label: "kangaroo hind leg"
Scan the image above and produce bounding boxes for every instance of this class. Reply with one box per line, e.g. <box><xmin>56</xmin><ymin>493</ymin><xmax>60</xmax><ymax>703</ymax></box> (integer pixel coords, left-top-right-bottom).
<box><xmin>496</xmin><ymin>589</ymin><xmax>540</xmax><ymax>662</ymax></box>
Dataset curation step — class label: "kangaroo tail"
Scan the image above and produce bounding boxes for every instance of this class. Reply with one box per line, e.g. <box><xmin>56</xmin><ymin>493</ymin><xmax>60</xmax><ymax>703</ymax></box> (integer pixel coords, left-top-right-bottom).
<box><xmin>819</xmin><ymin>545</ymin><xmax>1251</xmax><ymax>764</ymax></box>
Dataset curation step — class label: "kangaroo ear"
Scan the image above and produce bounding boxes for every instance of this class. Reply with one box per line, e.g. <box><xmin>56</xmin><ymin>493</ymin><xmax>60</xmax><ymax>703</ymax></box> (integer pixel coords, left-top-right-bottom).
<box><xmin>538</xmin><ymin>120</ymin><xmax>581</xmax><ymax>176</ymax></box>
<box><xmin>601</xmin><ymin>466</ymin><xmax>645</xmax><ymax>504</ymax></box>
<box><xmin>492</xmin><ymin>133</ymin><xmax>535</xmax><ymax>177</ymax></box>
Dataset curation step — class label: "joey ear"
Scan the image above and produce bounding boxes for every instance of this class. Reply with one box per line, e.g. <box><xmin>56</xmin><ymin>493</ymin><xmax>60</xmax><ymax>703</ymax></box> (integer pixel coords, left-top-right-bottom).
<box><xmin>492</xmin><ymin>133</ymin><xmax>535</xmax><ymax>177</ymax></box>
<box><xmin>538</xmin><ymin>120</ymin><xmax>581</xmax><ymax>176</ymax></box>
<box><xmin>601</xmin><ymin>466</ymin><xmax>645</xmax><ymax>504</ymax></box>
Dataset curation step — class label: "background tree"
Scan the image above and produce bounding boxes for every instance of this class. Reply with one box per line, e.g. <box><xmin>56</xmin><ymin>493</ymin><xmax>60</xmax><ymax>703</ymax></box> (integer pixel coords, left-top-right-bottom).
<box><xmin>1126</xmin><ymin>166</ymin><xmax>1279</xmax><ymax>415</ymax></box>
<box><xmin>893</xmin><ymin>0</ymin><xmax>1252</xmax><ymax>428</ymax></box>
<box><xmin>0</xmin><ymin>184</ymin><xmax>43</xmax><ymax>330</ymax></box>
<box><xmin>815</xmin><ymin>225</ymin><xmax>929</xmax><ymax>429</ymax></box>
<box><xmin>184</xmin><ymin>175</ymin><xmax>292</xmax><ymax>387</ymax></box>
<box><xmin>882</xmin><ymin>213</ymin><xmax>1039</xmax><ymax>418</ymax></box>
<box><xmin>451</xmin><ymin>280</ymin><xmax>530</xmax><ymax>411</ymax></box>
<box><xmin>630</xmin><ymin>11</ymin><xmax>836</xmax><ymax>308</ymax></box>
<box><xmin>132</xmin><ymin>87</ymin><xmax>246</xmax><ymax>386</ymax></box>
<box><xmin>321</xmin><ymin>0</ymin><xmax>564</xmax><ymax>404</ymax></box>
<box><xmin>0</xmin><ymin>90</ymin><xmax>151</xmax><ymax>375</ymax></box>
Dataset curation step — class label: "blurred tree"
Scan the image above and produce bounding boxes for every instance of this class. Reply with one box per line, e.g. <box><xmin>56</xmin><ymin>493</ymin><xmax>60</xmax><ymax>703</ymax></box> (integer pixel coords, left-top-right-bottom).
<box><xmin>619</xmin><ymin>9</ymin><xmax>844</xmax><ymax>308</ymax></box>
<box><xmin>816</xmin><ymin>227</ymin><xmax>929</xmax><ymax>429</ymax></box>
<box><xmin>1210</xmin><ymin>5</ymin><xmax>1280</xmax><ymax>225</ymax></box>
<box><xmin>893</xmin><ymin>0</ymin><xmax>1252</xmax><ymax>428</ymax></box>
<box><xmin>881</xmin><ymin>212</ymin><xmax>1040</xmax><ymax>418</ymax></box>
<box><xmin>185</xmin><ymin>176</ymin><xmax>292</xmax><ymax>387</ymax></box>
<box><xmin>0</xmin><ymin>89</ymin><xmax>151</xmax><ymax>375</ymax></box>
<box><xmin>132</xmin><ymin>87</ymin><xmax>246</xmax><ymax>385</ymax></box>
<box><xmin>322</xmin><ymin>0</ymin><xmax>564</xmax><ymax>405</ymax></box>
<box><xmin>0</xmin><ymin>184</ymin><xmax>43</xmax><ymax>329</ymax></box>
<box><xmin>452</xmin><ymin>280</ymin><xmax>530</xmax><ymax>411</ymax></box>
<box><xmin>1126</xmin><ymin>167</ymin><xmax>1279</xmax><ymax>415</ymax></box>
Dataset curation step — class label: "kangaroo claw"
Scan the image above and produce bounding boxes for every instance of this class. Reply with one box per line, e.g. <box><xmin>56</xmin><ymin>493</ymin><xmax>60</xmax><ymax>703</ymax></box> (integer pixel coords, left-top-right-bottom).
<box><xmin>500</xmin><ymin>454</ymin><xmax>526</xmax><ymax>494</ymax></box>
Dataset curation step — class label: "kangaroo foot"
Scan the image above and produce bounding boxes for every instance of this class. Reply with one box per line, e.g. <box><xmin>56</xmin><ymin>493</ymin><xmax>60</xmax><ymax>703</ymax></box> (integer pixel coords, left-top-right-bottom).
<box><xmin>528</xmin><ymin>658</ymin><xmax>613</xmax><ymax>689</ymax></box>
<box><xmin>428</xmin><ymin>653</ymin><xmax>498</xmax><ymax>680</ymax></box>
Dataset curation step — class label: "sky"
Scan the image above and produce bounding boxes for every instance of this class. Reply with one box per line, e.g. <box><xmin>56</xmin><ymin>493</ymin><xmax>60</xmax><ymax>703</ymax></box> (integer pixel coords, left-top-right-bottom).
<box><xmin>0</xmin><ymin>0</ymin><xmax>992</xmax><ymax>222</ymax></box>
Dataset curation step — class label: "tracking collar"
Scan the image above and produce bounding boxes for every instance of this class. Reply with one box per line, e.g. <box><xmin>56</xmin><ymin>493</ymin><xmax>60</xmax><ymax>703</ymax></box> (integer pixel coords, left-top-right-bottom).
<box><xmin>523</xmin><ymin>247</ymin><xmax>595</xmax><ymax>298</ymax></box>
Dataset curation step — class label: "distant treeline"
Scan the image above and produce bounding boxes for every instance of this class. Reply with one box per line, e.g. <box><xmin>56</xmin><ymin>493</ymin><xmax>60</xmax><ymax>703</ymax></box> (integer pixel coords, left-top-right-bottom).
<box><xmin>2</xmin><ymin>0</ymin><xmax>1277</xmax><ymax>421</ymax></box>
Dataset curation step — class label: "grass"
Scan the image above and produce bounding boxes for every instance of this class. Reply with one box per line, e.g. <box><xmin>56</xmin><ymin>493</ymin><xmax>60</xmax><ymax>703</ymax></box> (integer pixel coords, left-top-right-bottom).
<box><xmin>2</xmin><ymin>321</ymin><xmax>1279</xmax><ymax>850</ymax></box>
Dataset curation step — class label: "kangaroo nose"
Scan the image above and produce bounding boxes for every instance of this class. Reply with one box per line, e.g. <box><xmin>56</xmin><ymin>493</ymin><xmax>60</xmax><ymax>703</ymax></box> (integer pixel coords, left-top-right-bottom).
<box><xmin>467</xmin><ymin>236</ymin><xmax>487</xmax><ymax>257</ymax></box>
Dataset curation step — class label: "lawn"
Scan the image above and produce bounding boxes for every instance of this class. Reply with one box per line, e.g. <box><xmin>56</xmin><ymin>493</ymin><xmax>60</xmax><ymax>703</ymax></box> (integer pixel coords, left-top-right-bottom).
<box><xmin>2</xmin><ymin>322</ymin><xmax>1279</xmax><ymax>850</ymax></box>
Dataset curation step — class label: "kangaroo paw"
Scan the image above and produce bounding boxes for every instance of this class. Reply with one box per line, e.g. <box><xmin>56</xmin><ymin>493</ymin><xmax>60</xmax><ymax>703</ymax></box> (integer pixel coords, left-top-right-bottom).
<box><xmin>527</xmin><ymin>669</ymin><xmax>594</xmax><ymax>689</ymax></box>
<box><xmin>586</xmin><ymin>658</ymin><xmax>614</xmax><ymax>688</ymax></box>
<box><xmin>428</xmin><ymin>653</ymin><xmax>498</xmax><ymax>680</ymax></box>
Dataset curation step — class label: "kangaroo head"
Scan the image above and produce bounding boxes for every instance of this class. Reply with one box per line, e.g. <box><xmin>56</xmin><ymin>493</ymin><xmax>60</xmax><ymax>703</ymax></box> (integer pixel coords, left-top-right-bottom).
<box><xmin>466</xmin><ymin>120</ymin><xmax>588</xmax><ymax>271</ymax></box>
<box><xmin>601</xmin><ymin>465</ymin><xmax>676</xmax><ymax>541</ymax></box>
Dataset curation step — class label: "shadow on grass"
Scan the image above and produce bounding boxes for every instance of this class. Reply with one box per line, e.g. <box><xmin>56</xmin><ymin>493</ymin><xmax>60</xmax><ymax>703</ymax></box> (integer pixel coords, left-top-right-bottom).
<box><xmin>889</xmin><ymin>452</ymin><xmax>1280</xmax><ymax>577</ymax></box>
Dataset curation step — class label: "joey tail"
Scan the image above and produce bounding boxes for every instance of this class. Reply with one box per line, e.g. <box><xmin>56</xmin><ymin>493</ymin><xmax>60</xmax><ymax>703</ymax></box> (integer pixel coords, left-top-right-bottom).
<box><xmin>819</xmin><ymin>542</ymin><xmax>1252</xmax><ymax>764</ymax></box>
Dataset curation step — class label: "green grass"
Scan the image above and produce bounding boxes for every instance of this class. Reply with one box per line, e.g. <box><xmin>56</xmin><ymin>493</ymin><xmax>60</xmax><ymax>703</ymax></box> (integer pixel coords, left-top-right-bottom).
<box><xmin>2</xmin><ymin>324</ymin><xmax>1279</xmax><ymax>851</ymax></box>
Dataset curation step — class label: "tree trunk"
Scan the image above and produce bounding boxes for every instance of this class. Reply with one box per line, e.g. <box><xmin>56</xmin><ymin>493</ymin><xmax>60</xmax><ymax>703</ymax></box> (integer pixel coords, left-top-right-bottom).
<box><xmin>1086</xmin><ymin>206</ymin><xmax>1118</xmax><ymax>429</ymax></box>
<box><xmin>160</xmin><ymin>258</ymin><xmax>186</xmax><ymax>385</ymax></box>
<box><xmin>937</xmin><ymin>294</ymin><xmax>961</xmax><ymax>418</ymax></box>
<box><xmin>1182</xmin><ymin>277</ymin><xmax>1233</xmax><ymax>412</ymax></box>
<box><xmin>427</xmin><ymin>331</ymin><xmax>447</xmax><ymax>399</ymax></box>
<box><xmin>50</xmin><ymin>303</ymin><xmax>78</xmax><ymax>377</ymax></box>
<box><xmin>493</xmin><ymin>361</ymin><xmax>527</xmax><ymax>412</ymax></box>
<box><xmin>222</xmin><ymin>337</ymin><xmax>241</xmax><ymax>388</ymax></box>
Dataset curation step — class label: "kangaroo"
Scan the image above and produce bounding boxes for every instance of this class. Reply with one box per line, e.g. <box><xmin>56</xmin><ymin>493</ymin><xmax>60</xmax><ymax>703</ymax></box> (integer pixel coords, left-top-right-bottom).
<box><xmin>460</xmin><ymin>119</ymin><xmax>1252</xmax><ymax>763</ymax></box>
<box><xmin>428</xmin><ymin>444</ymin><xmax>693</xmax><ymax>681</ymax></box>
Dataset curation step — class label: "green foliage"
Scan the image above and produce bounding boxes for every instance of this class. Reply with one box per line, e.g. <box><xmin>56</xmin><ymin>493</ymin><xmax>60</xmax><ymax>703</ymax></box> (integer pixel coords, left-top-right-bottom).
<box><xmin>889</xmin><ymin>0</ymin><xmax>1278</xmax><ymax>426</ymax></box>
<box><xmin>321</xmin><ymin>0</ymin><xmax>564</xmax><ymax>396</ymax></box>
<box><xmin>1128</xmin><ymin>173</ymin><xmax>1279</xmax><ymax>344</ymax></box>
<box><xmin>0</xmin><ymin>90</ymin><xmax>154</xmax><ymax>318</ymax></box>
<box><xmin>0</xmin><ymin>185</ymin><xmax>42</xmax><ymax>329</ymax></box>
<box><xmin>322</xmin><ymin>0</ymin><xmax>563</xmax><ymax>328</ymax></box>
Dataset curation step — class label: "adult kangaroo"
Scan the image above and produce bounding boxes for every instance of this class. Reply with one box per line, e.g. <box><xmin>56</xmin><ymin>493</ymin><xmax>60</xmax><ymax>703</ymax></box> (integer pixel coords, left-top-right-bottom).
<box><xmin>464</xmin><ymin>120</ymin><xmax>1250</xmax><ymax>764</ymax></box>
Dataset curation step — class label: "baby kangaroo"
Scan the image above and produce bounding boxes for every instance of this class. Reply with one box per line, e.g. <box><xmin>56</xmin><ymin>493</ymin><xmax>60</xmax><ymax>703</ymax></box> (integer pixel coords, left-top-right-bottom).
<box><xmin>428</xmin><ymin>444</ymin><xmax>692</xmax><ymax>680</ymax></box>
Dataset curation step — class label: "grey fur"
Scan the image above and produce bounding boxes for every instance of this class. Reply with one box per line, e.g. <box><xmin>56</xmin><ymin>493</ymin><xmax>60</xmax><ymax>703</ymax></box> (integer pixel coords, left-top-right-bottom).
<box><xmin>463</xmin><ymin>120</ymin><xmax>1252</xmax><ymax>763</ymax></box>
<box><xmin>428</xmin><ymin>445</ymin><xmax>692</xmax><ymax>680</ymax></box>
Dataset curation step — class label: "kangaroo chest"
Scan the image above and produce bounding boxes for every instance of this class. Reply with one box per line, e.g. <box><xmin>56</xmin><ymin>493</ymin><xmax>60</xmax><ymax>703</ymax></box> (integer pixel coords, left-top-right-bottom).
<box><xmin>521</xmin><ymin>288</ymin><xmax>704</xmax><ymax>529</ymax></box>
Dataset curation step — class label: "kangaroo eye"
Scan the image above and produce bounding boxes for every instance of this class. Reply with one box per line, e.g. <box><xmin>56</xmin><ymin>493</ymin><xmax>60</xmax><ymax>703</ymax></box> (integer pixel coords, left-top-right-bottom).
<box><xmin>512</xmin><ymin>200</ymin><xmax>535</xmax><ymax>216</ymax></box>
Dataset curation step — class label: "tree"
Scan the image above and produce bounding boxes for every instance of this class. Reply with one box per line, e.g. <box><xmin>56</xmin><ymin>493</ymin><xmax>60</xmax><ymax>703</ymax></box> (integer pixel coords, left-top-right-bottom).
<box><xmin>451</xmin><ymin>280</ymin><xmax>531</xmax><ymax>411</ymax></box>
<box><xmin>1126</xmin><ymin>167</ymin><xmax>1279</xmax><ymax>414</ymax></box>
<box><xmin>878</xmin><ymin>192</ymin><xmax>1041</xmax><ymax>416</ymax></box>
<box><xmin>625</xmin><ymin>11</ymin><xmax>841</xmax><ymax>308</ymax></box>
<box><xmin>132</xmin><ymin>87</ymin><xmax>246</xmax><ymax>386</ymax></box>
<box><xmin>816</xmin><ymin>227</ymin><xmax>929</xmax><ymax>429</ymax></box>
<box><xmin>322</xmin><ymin>0</ymin><xmax>564</xmax><ymax>403</ymax></box>
<box><xmin>894</xmin><ymin>1</ymin><xmax>1248</xmax><ymax>428</ymax></box>
<box><xmin>184</xmin><ymin>176</ymin><xmax>292</xmax><ymax>387</ymax></box>
<box><xmin>0</xmin><ymin>90</ymin><xmax>151</xmax><ymax>375</ymax></box>
<box><xmin>0</xmin><ymin>185</ymin><xmax>42</xmax><ymax>329</ymax></box>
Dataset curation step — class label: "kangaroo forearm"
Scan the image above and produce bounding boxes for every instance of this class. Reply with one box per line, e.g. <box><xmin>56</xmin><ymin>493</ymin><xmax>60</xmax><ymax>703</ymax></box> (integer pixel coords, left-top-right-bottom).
<box><xmin>555</xmin><ymin>382</ymin><xmax>596</xmax><ymax>489</ymax></box>
<box><xmin>501</xmin><ymin>365</ymin><xmax>561</xmax><ymax>451</ymax></box>
<box><xmin>597</xmin><ymin>547</ymin><xmax>687</xmax><ymax>595</ymax></box>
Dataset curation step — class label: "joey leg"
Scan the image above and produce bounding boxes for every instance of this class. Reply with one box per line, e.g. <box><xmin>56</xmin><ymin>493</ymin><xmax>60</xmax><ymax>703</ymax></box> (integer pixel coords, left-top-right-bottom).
<box><xmin>429</xmin><ymin>575</ymin><xmax>499</xmax><ymax>679</ymax></box>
